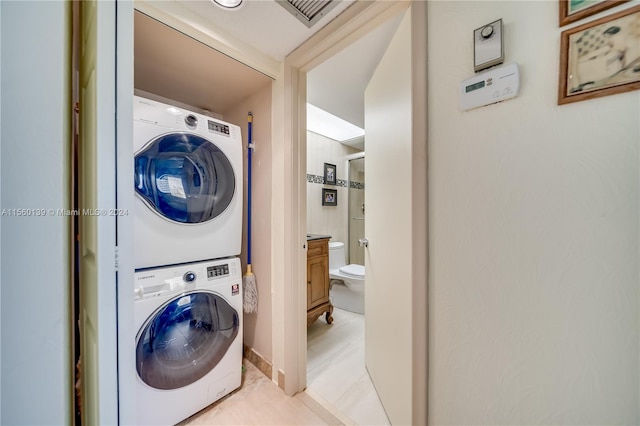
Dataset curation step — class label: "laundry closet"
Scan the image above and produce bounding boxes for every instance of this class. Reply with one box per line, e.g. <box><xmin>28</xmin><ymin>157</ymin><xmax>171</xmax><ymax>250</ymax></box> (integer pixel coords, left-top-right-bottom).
<box><xmin>132</xmin><ymin>8</ymin><xmax>274</xmax><ymax>425</ymax></box>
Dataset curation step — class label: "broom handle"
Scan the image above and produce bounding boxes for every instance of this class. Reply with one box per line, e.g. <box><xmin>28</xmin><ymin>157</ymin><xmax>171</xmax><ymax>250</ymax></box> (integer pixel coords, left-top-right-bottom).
<box><xmin>247</xmin><ymin>112</ymin><xmax>253</xmax><ymax>266</ymax></box>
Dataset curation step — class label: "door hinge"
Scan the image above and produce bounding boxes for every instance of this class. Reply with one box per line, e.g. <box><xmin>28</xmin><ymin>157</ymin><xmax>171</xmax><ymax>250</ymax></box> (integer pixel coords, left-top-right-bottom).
<box><xmin>115</xmin><ymin>245</ymin><xmax>119</xmax><ymax>272</ymax></box>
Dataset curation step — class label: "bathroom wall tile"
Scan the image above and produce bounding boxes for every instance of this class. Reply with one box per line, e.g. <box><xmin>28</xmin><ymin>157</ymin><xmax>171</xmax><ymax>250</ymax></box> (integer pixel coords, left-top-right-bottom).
<box><xmin>306</xmin><ymin>131</ymin><xmax>360</xmax><ymax>245</ymax></box>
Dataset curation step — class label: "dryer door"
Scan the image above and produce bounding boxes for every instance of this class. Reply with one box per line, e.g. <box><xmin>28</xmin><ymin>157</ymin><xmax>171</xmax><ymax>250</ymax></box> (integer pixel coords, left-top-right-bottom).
<box><xmin>134</xmin><ymin>132</ymin><xmax>236</xmax><ymax>224</ymax></box>
<box><xmin>136</xmin><ymin>291</ymin><xmax>239</xmax><ymax>390</ymax></box>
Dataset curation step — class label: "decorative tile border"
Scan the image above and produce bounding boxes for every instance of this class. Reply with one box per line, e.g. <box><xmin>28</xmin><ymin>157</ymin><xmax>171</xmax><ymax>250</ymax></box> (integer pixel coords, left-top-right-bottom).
<box><xmin>306</xmin><ymin>174</ymin><xmax>324</xmax><ymax>184</ymax></box>
<box><xmin>306</xmin><ymin>173</ymin><xmax>363</xmax><ymax>189</ymax></box>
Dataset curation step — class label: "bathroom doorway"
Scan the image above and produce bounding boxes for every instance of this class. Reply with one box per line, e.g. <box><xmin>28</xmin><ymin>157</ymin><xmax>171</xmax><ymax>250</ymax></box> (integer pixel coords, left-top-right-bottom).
<box><xmin>297</xmin><ymin>2</ymin><xmax>428</xmax><ymax>424</ymax></box>
<box><xmin>347</xmin><ymin>155</ymin><xmax>365</xmax><ymax>265</ymax></box>
<box><xmin>305</xmin><ymin>150</ymin><xmax>386</xmax><ymax>424</ymax></box>
<box><xmin>303</xmin><ymin>8</ymin><xmax>405</xmax><ymax>423</ymax></box>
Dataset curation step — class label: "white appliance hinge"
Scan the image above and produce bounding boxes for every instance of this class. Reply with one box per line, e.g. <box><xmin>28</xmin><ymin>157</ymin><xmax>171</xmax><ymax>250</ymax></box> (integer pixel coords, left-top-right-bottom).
<box><xmin>115</xmin><ymin>246</ymin><xmax>119</xmax><ymax>271</ymax></box>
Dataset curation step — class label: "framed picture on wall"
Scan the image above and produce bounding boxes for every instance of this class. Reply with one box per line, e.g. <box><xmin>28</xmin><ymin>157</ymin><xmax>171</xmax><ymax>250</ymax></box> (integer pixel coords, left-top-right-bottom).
<box><xmin>323</xmin><ymin>163</ymin><xmax>336</xmax><ymax>185</ymax></box>
<box><xmin>559</xmin><ymin>0</ymin><xmax>629</xmax><ymax>26</ymax></box>
<box><xmin>322</xmin><ymin>188</ymin><xmax>337</xmax><ymax>206</ymax></box>
<box><xmin>558</xmin><ymin>4</ymin><xmax>640</xmax><ymax>105</ymax></box>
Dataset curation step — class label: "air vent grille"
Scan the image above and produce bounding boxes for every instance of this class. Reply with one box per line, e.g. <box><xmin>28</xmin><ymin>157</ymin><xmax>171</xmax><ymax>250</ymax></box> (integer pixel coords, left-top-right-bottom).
<box><xmin>277</xmin><ymin>0</ymin><xmax>338</xmax><ymax>28</ymax></box>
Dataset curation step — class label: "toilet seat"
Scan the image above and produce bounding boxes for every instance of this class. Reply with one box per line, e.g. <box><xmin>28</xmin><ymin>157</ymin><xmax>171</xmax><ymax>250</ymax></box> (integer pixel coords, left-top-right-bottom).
<box><xmin>339</xmin><ymin>264</ymin><xmax>364</xmax><ymax>278</ymax></box>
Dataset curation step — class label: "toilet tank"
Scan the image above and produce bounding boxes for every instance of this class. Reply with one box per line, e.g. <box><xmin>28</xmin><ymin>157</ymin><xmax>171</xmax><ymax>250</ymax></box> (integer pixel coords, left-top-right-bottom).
<box><xmin>328</xmin><ymin>241</ymin><xmax>346</xmax><ymax>271</ymax></box>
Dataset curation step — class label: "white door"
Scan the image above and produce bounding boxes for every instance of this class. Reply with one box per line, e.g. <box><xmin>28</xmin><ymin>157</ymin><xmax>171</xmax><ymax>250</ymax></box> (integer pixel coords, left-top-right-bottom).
<box><xmin>78</xmin><ymin>0</ymin><xmax>119</xmax><ymax>424</ymax></box>
<box><xmin>364</xmin><ymin>4</ymin><xmax>427</xmax><ymax>425</ymax></box>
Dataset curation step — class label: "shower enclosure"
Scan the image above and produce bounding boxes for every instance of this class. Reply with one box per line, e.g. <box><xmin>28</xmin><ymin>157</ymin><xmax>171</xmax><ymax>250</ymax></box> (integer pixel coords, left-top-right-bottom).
<box><xmin>348</xmin><ymin>155</ymin><xmax>365</xmax><ymax>265</ymax></box>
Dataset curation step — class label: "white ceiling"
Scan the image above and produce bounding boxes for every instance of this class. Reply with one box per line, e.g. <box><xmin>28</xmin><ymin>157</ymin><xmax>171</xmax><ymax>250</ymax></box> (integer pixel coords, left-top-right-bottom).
<box><xmin>174</xmin><ymin>0</ymin><xmax>355</xmax><ymax>61</ymax></box>
<box><xmin>136</xmin><ymin>0</ymin><xmax>404</xmax><ymax>148</ymax></box>
<box><xmin>307</xmin><ymin>12</ymin><xmax>403</xmax><ymax>130</ymax></box>
<box><xmin>134</xmin><ymin>10</ymin><xmax>273</xmax><ymax>115</ymax></box>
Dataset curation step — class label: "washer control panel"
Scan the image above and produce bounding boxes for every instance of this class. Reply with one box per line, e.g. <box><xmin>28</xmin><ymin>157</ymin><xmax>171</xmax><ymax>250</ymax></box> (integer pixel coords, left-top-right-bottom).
<box><xmin>134</xmin><ymin>258</ymin><xmax>240</xmax><ymax>300</ymax></box>
<box><xmin>207</xmin><ymin>263</ymin><xmax>230</xmax><ymax>279</ymax></box>
<box><xmin>183</xmin><ymin>271</ymin><xmax>197</xmax><ymax>283</ymax></box>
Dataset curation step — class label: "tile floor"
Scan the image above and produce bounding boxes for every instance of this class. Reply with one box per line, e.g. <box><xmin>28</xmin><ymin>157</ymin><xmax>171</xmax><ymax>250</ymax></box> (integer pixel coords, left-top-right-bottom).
<box><xmin>307</xmin><ymin>307</ymin><xmax>390</xmax><ymax>426</ymax></box>
<box><xmin>181</xmin><ymin>360</ymin><xmax>339</xmax><ymax>425</ymax></box>
<box><xmin>183</xmin><ymin>307</ymin><xmax>389</xmax><ymax>426</ymax></box>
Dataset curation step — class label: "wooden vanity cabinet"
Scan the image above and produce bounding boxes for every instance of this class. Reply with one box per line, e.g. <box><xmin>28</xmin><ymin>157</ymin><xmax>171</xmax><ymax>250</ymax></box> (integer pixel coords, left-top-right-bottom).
<box><xmin>306</xmin><ymin>237</ymin><xmax>333</xmax><ymax>325</ymax></box>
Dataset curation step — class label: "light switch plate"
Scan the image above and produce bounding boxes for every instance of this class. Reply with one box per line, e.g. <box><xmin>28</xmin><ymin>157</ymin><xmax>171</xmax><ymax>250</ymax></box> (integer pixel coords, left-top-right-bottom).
<box><xmin>474</xmin><ymin>19</ymin><xmax>504</xmax><ymax>72</ymax></box>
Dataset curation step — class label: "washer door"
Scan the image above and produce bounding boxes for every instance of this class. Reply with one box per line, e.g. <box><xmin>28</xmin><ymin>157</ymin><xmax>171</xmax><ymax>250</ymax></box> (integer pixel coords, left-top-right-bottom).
<box><xmin>136</xmin><ymin>291</ymin><xmax>239</xmax><ymax>390</ymax></box>
<box><xmin>135</xmin><ymin>132</ymin><xmax>236</xmax><ymax>224</ymax></box>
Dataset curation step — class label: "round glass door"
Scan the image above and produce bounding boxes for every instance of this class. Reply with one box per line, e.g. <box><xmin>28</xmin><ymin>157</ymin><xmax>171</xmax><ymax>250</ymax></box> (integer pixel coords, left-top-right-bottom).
<box><xmin>136</xmin><ymin>291</ymin><xmax>239</xmax><ymax>390</ymax></box>
<box><xmin>135</xmin><ymin>133</ymin><xmax>236</xmax><ymax>224</ymax></box>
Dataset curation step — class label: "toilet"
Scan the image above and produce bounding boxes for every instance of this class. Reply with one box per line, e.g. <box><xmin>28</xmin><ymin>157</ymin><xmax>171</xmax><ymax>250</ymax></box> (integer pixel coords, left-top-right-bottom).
<box><xmin>328</xmin><ymin>241</ymin><xmax>365</xmax><ymax>314</ymax></box>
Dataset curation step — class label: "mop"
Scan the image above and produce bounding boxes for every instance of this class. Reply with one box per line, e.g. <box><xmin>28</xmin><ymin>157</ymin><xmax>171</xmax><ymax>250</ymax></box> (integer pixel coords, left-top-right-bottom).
<box><xmin>243</xmin><ymin>112</ymin><xmax>258</xmax><ymax>314</ymax></box>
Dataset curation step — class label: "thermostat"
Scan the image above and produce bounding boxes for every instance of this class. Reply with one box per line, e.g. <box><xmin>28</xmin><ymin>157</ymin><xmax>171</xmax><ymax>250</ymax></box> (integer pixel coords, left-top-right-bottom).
<box><xmin>474</xmin><ymin>19</ymin><xmax>504</xmax><ymax>72</ymax></box>
<box><xmin>459</xmin><ymin>63</ymin><xmax>519</xmax><ymax>111</ymax></box>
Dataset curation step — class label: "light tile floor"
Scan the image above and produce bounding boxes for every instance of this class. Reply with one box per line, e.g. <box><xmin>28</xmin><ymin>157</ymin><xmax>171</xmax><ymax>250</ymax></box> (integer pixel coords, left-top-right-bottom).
<box><xmin>306</xmin><ymin>307</ymin><xmax>390</xmax><ymax>426</ymax></box>
<box><xmin>182</xmin><ymin>360</ymin><xmax>339</xmax><ymax>425</ymax></box>
<box><xmin>182</xmin><ymin>307</ymin><xmax>389</xmax><ymax>426</ymax></box>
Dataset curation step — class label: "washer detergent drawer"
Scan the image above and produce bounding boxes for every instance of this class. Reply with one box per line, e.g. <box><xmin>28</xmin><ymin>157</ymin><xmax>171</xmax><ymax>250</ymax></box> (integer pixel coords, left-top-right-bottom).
<box><xmin>136</xmin><ymin>290</ymin><xmax>239</xmax><ymax>390</ymax></box>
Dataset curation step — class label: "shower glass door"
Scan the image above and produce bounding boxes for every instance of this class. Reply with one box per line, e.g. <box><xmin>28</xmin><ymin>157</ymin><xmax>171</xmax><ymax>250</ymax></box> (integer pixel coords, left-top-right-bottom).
<box><xmin>348</xmin><ymin>156</ymin><xmax>365</xmax><ymax>265</ymax></box>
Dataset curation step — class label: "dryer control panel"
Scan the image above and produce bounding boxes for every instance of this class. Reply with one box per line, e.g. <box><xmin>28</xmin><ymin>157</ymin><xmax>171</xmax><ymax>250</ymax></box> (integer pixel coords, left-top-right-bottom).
<box><xmin>208</xmin><ymin>120</ymin><xmax>231</xmax><ymax>136</ymax></box>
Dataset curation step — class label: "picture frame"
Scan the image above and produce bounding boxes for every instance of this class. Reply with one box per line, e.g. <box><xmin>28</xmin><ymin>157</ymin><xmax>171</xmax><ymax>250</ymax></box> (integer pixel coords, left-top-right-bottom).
<box><xmin>322</xmin><ymin>188</ymin><xmax>337</xmax><ymax>206</ymax></box>
<box><xmin>558</xmin><ymin>4</ymin><xmax>640</xmax><ymax>105</ymax></box>
<box><xmin>559</xmin><ymin>0</ymin><xmax>629</xmax><ymax>27</ymax></box>
<box><xmin>323</xmin><ymin>163</ymin><xmax>336</xmax><ymax>186</ymax></box>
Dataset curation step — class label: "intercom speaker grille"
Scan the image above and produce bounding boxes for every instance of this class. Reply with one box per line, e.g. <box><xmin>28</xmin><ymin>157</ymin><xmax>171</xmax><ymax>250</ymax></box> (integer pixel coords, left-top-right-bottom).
<box><xmin>277</xmin><ymin>0</ymin><xmax>338</xmax><ymax>28</ymax></box>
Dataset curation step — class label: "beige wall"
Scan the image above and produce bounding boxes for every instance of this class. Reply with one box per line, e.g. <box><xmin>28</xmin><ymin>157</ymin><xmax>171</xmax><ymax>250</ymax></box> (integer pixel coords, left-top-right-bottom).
<box><xmin>1</xmin><ymin>1</ymin><xmax>72</xmax><ymax>423</ymax></box>
<box><xmin>306</xmin><ymin>131</ymin><xmax>359</xmax><ymax>245</ymax></box>
<box><xmin>428</xmin><ymin>1</ymin><xmax>639</xmax><ymax>424</ymax></box>
<box><xmin>225</xmin><ymin>84</ymin><xmax>274</xmax><ymax>364</ymax></box>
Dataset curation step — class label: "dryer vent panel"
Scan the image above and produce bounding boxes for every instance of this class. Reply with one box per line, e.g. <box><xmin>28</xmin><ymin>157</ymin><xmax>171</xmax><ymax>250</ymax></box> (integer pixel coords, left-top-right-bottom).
<box><xmin>277</xmin><ymin>0</ymin><xmax>338</xmax><ymax>28</ymax></box>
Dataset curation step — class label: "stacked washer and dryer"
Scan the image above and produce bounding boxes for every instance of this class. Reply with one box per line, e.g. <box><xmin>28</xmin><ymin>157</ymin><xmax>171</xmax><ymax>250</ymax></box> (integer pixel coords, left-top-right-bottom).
<box><xmin>132</xmin><ymin>95</ymin><xmax>244</xmax><ymax>425</ymax></box>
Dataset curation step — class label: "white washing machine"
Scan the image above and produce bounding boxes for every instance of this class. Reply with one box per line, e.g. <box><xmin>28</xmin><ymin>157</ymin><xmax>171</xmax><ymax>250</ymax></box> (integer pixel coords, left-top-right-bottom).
<box><xmin>134</xmin><ymin>257</ymin><xmax>243</xmax><ymax>425</ymax></box>
<box><xmin>133</xmin><ymin>95</ymin><xmax>243</xmax><ymax>269</ymax></box>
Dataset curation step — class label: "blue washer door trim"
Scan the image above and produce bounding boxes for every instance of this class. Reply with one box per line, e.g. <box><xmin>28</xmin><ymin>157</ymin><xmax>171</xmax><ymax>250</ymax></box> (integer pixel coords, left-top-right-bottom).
<box><xmin>136</xmin><ymin>290</ymin><xmax>239</xmax><ymax>390</ymax></box>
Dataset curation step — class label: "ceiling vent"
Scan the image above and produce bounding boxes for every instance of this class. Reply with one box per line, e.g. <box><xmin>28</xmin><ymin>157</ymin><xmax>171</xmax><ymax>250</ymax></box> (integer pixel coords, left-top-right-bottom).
<box><xmin>276</xmin><ymin>0</ymin><xmax>338</xmax><ymax>28</ymax></box>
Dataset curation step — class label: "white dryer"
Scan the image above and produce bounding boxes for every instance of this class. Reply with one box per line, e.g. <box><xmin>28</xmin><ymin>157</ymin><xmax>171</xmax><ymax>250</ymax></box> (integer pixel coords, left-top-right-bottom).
<box><xmin>133</xmin><ymin>95</ymin><xmax>243</xmax><ymax>269</ymax></box>
<box><xmin>134</xmin><ymin>257</ymin><xmax>243</xmax><ymax>426</ymax></box>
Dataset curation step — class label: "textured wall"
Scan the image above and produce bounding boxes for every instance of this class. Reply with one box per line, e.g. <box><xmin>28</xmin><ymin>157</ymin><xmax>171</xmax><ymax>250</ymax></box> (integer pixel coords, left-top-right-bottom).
<box><xmin>428</xmin><ymin>1</ymin><xmax>639</xmax><ymax>424</ymax></box>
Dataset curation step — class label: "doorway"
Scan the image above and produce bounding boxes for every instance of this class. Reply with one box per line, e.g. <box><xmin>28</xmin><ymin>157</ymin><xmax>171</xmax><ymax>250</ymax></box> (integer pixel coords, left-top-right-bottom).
<box><xmin>300</xmin><ymin>4</ymin><xmax>412</xmax><ymax>424</ymax></box>
<box><xmin>305</xmin><ymin>143</ymin><xmax>383</xmax><ymax>422</ymax></box>
<box><xmin>284</xmin><ymin>2</ymin><xmax>428</xmax><ymax>424</ymax></box>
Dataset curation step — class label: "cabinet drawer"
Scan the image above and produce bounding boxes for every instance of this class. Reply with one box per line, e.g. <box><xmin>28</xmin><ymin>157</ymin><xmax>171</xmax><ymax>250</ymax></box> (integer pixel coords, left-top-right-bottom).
<box><xmin>307</xmin><ymin>239</ymin><xmax>328</xmax><ymax>258</ymax></box>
